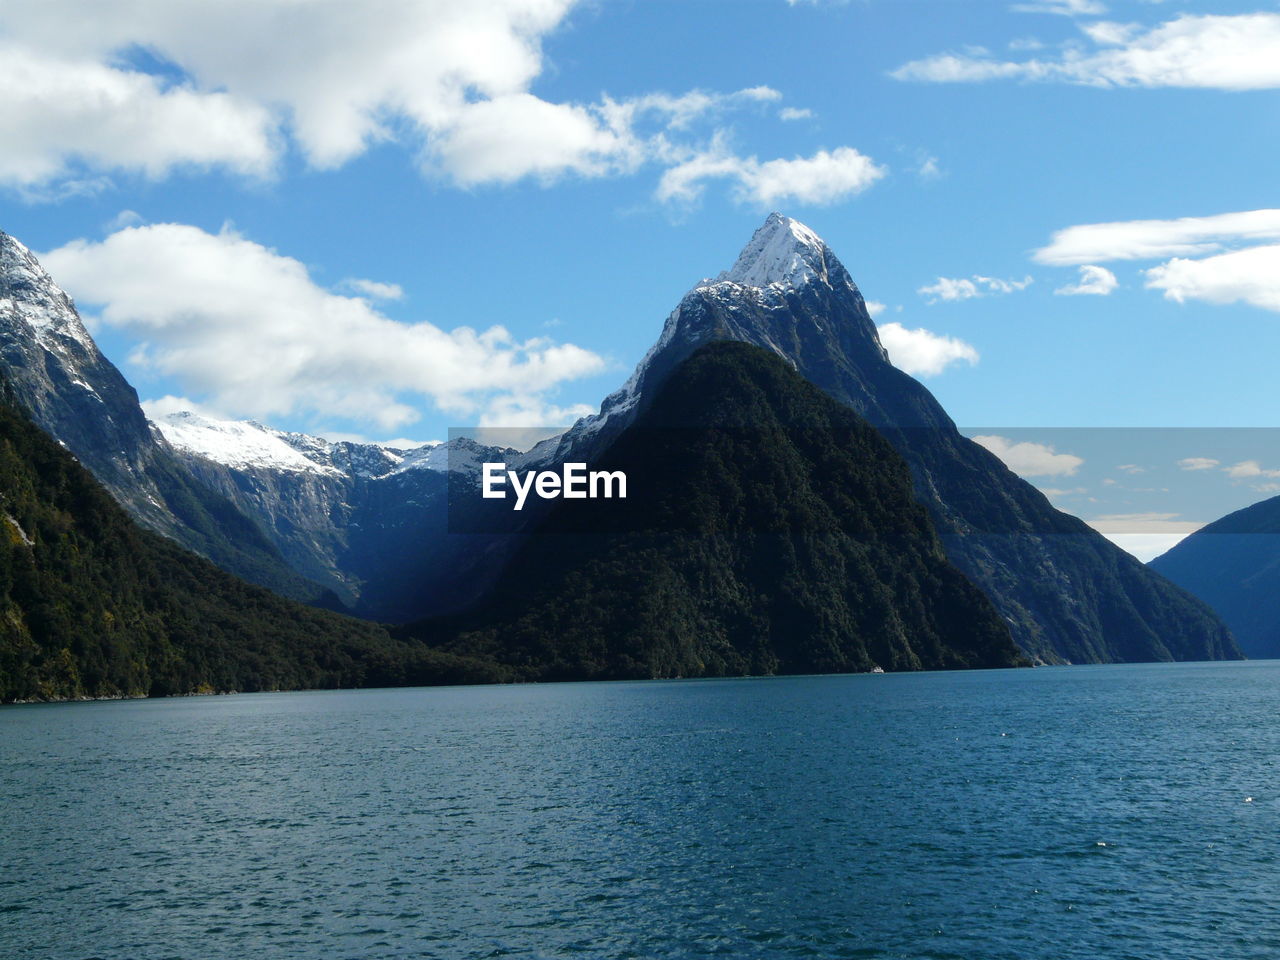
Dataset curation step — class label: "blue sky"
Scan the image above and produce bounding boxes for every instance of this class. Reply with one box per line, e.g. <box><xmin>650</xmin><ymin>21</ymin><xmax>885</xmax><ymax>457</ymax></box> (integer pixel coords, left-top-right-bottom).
<box><xmin>3</xmin><ymin>0</ymin><xmax>1280</xmax><ymax>555</ymax></box>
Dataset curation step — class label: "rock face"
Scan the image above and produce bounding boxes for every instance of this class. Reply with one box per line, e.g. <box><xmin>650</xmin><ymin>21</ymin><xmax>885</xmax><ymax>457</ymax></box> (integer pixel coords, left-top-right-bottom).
<box><xmin>0</xmin><ymin>230</ymin><xmax>336</xmax><ymax>605</ymax></box>
<box><xmin>414</xmin><ymin>341</ymin><xmax>1025</xmax><ymax>680</ymax></box>
<box><xmin>152</xmin><ymin>412</ymin><xmax>519</xmax><ymax>620</ymax></box>
<box><xmin>1149</xmin><ymin>498</ymin><xmax>1280</xmax><ymax>658</ymax></box>
<box><xmin>543</xmin><ymin>214</ymin><xmax>1238</xmax><ymax>665</ymax></box>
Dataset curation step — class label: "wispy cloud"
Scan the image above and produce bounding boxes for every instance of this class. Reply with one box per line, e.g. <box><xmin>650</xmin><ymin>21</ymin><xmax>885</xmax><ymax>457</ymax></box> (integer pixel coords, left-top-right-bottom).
<box><xmin>918</xmin><ymin>274</ymin><xmax>1032</xmax><ymax>303</ymax></box>
<box><xmin>1055</xmin><ymin>264</ymin><xmax>1117</xmax><ymax>296</ymax></box>
<box><xmin>893</xmin><ymin>14</ymin><xmax>1280</xmax><ymax>92</ymax></box>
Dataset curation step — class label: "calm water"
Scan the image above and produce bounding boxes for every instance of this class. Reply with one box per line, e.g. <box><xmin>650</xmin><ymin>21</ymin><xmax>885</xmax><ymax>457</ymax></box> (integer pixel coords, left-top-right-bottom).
<box><xmin>4</xmin><ymin>662</ymin><xmax>1280</xmax><ymax>959</ymax></box>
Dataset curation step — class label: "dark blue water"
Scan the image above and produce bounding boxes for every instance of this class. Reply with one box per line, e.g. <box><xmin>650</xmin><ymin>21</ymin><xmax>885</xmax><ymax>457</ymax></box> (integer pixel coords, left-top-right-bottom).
<box><xmin>4</xmin><ymin>662</ymin><xmax>1279</xmax><ymax>959</ymax></box>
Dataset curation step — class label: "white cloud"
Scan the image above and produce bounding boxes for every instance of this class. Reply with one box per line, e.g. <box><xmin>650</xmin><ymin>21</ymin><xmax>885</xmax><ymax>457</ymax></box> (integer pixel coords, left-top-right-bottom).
<box><xmin>892</xmin><ymin>14</ymin><xmax>1280</xmax><ymax>91</ymax></box>
<box><xmin>1038</xmin><ymin>486</ymin><xmax>1087</xmax><ymax>497</ymax></box>
<box><xmin>41</xmin><ymin>223</ymin><xmax>606</xmax><ymax>431</ymax></box>
<box><xmin>1224</xmin><ymin>460</ymin><xmax>1280</xmax><ymax>480</ymax></box>
<box><xmin>877</xmin><ymin>322</ymin><xmax>979</xmax><ymax>376</ymax></box>
<box><xmin>140</xmin><ymin>394</ymin><xmax>226</xmax><ymax>421</ymax></box>
<box><xmin>918</xmin><ymin>274</ymin><xmax>1032</xmax><ymax>303</ymax></box>
<box><xmin>1146</xmin><ymin>244</ymin><xmax>1280</xmax><ymax>313</ymax></box>
<box><xmin>972</xmin><ymin>435</ymin><xmax>1084</xmax><ymax>477</ymax></box>
<box><xmin>1117</xmin><ymin>463</ymin><xmax>1144</xmax><ymax>474</ymax></box>
<box><xmin>657</xmin><ymin>144</ymin><xmax>885</xmax><ymax>208</ymax></box>
<box><xmin>1177</xmin><ymin>457</ymin><xmax>1219</xmax><ymax>471</ymax></box>
<box><xmin>342</xmin><ymin>278</ymin><xmax>405</xmax><ymax>301</ymax></box>
<box><xmin>1035</xmin><ymin>209</ymin><xmax>1280</xmax><ymax>265</ymax></box>
<box><xmin>1010</xmin><ymin>0</ymin><xmax>1107</xmax><ymax>15</ymax></box>
<box><xmin>1055</xmin><ymin>264</ymin><xmax>1117</xmax><ymax>296</ymax></box>
<box><xmin>864</xmin><ymin>300</ymin><xmax>888</xmax><ymax>317</ymax></box>
<box><xmin>778</xmin><ymin>107</ymin><xmax>814</xmax><ymax>121</ymax></box>
<box><xmin>0</xmin><ymin>2</ymin><xmax>879</xmax><ymax>206</ymax></box>
<box><xmin>0</xmin><ymin>41</ymin><xmax>275</xmax><ymax>188</ymax></box>
<box><xmin>917</xmin><ymin>155</ymin><xmax>942</xmax><ymax>180</ymax></box>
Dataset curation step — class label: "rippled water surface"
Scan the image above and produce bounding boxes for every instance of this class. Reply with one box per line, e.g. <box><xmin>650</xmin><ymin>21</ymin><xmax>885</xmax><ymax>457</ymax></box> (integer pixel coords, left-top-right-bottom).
<box><xmin>5</xmin><ymin>662</ymin><xmax>1280</xmax><ymax>959</ymax></box>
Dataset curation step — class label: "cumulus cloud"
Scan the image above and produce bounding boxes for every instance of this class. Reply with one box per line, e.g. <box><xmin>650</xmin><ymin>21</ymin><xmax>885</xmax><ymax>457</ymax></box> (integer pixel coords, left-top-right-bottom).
<box><xmin>0</xmin><ymin>41</ymin><xmax>275</xmax><ymax>188</ymax></box>
<box><xmin>877</xmin><ymin>322</ymin><xmax>979</xmax><ymax>377</ymax></box>
<box><xmin>1055</xmin><ymin>264</ymin><xmax>1117</xmax><ymax>296</ymax></box>
<box><xmin>1177</xmin><ymin>457</ymin><xmax>1220</xmax><ymax>471</ymax></box>
<box><xmin>0</xmin><ymin>2</ymin><xmax>883</xmax><ymax>207</ymax></box>
<box><xmin>972</xmin><ymin>435</ymin><xmax>1084</xmax><ymax>477</ymax></box>
<box><xmin>1034</xmin><ymin>209</ymin><xmax>1280</xmax><ymax>265</ymax></box>
<box><xmin>1146</xmin><ymin>245</ymin><xmax>1280</xmax><ymax>313</ymax></box>
<box><xmin>892</xmin><ymin>14</ymin><xmax>1280</xmax><ymax>91</ymax></box>
<box><xmin>778</xmin><ymin>107</ymin><xmax>814</xmax><ymax>121</ymax></box>
<box><xmin>657</xmin><ymin>144</ymin><xmax>885</xmax><ymax>208</ymax></box>
<box><xmin>41</xmin><ymin>223</ymin><xmax>606</xmax><ymax>431</ymax></box>
<box><xmin>917</xmin><ymin>274</ymin><xmax>1032</xmax><ymax>303</ymax></box>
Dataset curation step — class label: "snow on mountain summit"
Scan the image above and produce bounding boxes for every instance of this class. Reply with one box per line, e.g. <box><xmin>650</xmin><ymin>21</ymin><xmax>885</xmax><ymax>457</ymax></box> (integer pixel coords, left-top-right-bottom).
<box><xmin>150</xmin><ymin>410</ymin><xmax>524</xmax><ymax>480</ymax></box>
<box><xmin>708</xmin><ymin>212</ymin><xmax>830</xmax><ymax>290</ymax></box>
<box><xmin>153</xmin><ymin>412</ymin><xmax>350</xmax><ymax>476</ymax></box>
<box><xmin>1</xmin><ymin>230</ymin><xmax>97</xmax><ymax>355</ymax></box>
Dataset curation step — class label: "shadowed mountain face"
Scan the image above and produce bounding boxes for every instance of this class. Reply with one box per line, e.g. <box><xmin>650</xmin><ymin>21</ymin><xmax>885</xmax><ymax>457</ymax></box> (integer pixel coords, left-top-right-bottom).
<box><xmin>543</xmin><ymin>215</ymin><xmax>1237</xmax><ymax>665</ymax></box>
<box><xmin>413</xmin><ymin>342</ymin><xmax>1024</xmax><ymax>680</ymax></box>
<box><xmin>1149</xmin><ymin>498</ymin><xmax>1280</xmax><ymax>658</ymax></box>
<box><xmin>0</xmin><ymin>230</ymin><xmax>340</xmax><ymax>607</ymax></box>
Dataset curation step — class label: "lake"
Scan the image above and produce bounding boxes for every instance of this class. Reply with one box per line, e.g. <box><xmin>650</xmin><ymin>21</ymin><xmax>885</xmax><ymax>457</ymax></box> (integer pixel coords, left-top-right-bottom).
<box><xmin>3</xmin><ymin>661</ymin><xmax>1279</xmax><ymax>959</ymax></box>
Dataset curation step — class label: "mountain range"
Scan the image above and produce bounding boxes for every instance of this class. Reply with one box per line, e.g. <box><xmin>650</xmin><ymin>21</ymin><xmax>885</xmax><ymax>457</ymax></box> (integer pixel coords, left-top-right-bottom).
<box><xmin>0</xmin><ymin>217</ymin><xmax>1242</xmax><ymax>668</ymax></box>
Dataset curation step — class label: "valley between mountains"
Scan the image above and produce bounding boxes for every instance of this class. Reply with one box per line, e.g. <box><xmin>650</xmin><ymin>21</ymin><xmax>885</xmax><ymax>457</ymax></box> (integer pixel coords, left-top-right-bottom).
<box><xmin>0</xmin><ymin>215</ymin><xmax>1252</xmax><ymax>701</ymax></box>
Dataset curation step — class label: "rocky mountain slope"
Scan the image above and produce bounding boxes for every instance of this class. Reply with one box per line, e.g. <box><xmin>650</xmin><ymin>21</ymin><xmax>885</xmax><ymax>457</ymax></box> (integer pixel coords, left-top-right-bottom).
<box><xmin>0</xmin><ymin>230</ymin><xmax>337</xmax><ymax>606</ymax></box>
<box><xmin>151</xmin><ymin>412</ymin><xmax>523</xmax><ymax>619</ymax></box>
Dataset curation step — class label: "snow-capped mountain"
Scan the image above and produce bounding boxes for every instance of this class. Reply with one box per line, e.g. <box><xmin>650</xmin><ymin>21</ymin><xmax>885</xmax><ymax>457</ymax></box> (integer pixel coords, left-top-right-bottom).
<box><xmin>0</xmin><ymin>230</ymin><xmax>333</xmax><ymax>605</ymax></box>
<box><xmin>546</xmin><ymin>213</ymin><xmax>1236</xmax><ymax>664</ymax></box>
<box><xmin>150</xmin><ymin>411</ymin><xmax>524</xmax><ymax>619</ymax></box>
<box><xmin>152</xmin><ymin>411</ymin><xmax>520</xmax><ymax>481</ymax></box>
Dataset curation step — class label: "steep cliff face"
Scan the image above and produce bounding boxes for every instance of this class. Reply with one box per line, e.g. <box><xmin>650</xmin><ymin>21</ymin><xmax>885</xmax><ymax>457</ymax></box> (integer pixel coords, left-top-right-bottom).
<box><xmin>0</xmin><ymin>230</ymin><xmax>335</xmax><ymax>605</ymax></box>
<box><xmin>544</xmin><ymin>215</ymin><xmax>1237</xmax><ymax>665</ymax></box>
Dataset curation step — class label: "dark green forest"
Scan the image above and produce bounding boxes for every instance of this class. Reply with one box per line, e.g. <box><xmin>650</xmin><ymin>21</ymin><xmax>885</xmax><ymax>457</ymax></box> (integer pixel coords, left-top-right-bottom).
<box><xmin>0</xmin><ymin>382</ymin><xmax>508</xmax><ymax>702</ymax></box>
<box><xmin>409</xmin><ymin>342</ymin><xmax>1024</xmax><ymax>679</ymax></box>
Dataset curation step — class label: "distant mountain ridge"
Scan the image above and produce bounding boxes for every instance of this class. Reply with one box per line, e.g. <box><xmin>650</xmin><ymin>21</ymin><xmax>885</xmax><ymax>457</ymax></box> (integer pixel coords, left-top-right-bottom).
<box><xmin>1149</xmin><ymin>498</ymin><xmax>1280</xmax><ymax>658</ymax></box>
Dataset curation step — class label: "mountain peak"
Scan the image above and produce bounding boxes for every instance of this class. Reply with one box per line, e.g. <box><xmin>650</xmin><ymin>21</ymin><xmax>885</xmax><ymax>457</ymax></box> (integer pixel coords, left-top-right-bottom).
<box><xmin>1</xmin><ymin>228</ymin><xmax>95</xmax><ymax>354</ymax></box>
<box><xmin>713</xmin><ymin>213</ymin><xmax>830</xmax><ymax>289</ymax></box>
